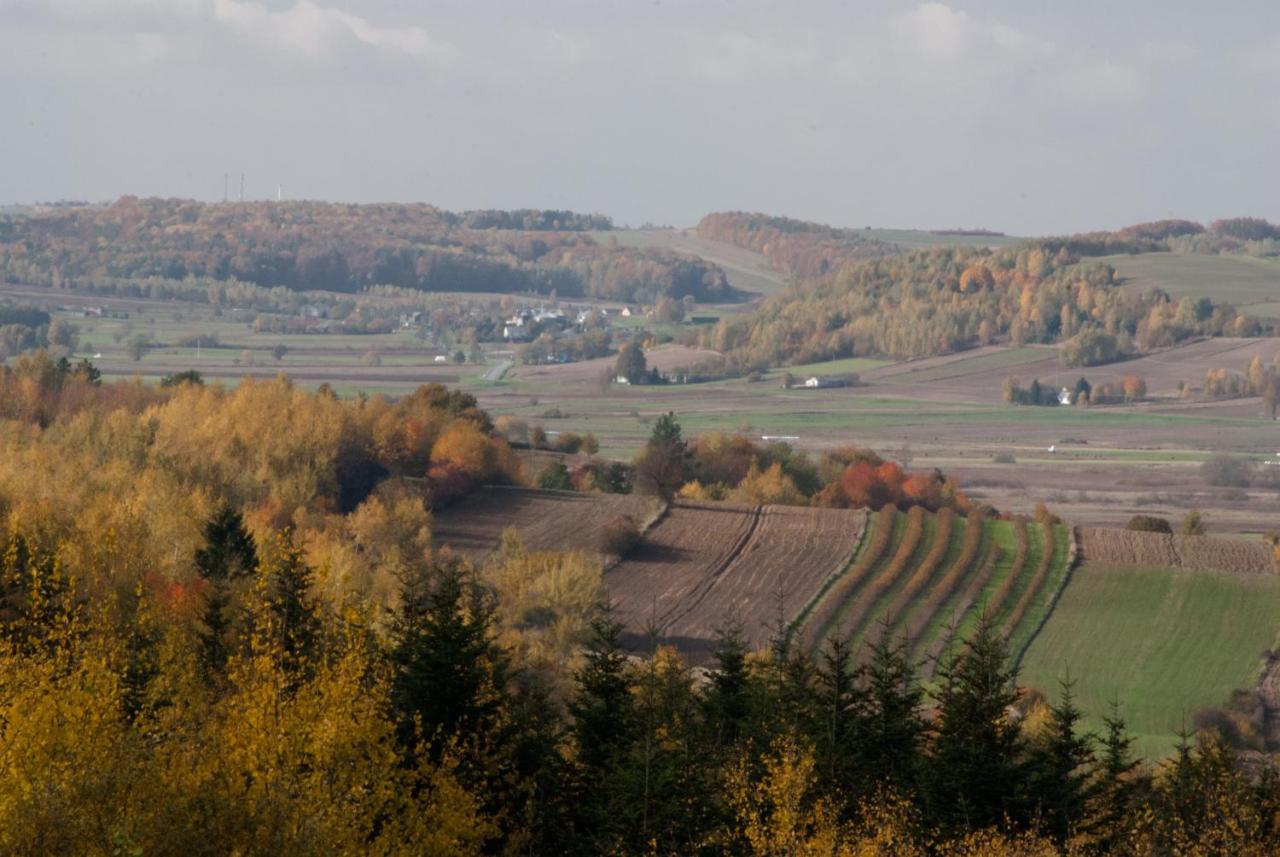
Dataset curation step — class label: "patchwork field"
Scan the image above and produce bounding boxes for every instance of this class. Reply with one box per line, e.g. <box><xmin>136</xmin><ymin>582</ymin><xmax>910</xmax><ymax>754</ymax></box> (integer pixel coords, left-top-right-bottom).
<box><xmin>1020</xmin><ymin>562</ymin><xmax>1280</xmax><ymax>759</ymax></box>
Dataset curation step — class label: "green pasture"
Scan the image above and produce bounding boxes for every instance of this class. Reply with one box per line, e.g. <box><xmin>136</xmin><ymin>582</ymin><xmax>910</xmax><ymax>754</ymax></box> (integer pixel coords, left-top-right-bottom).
<box><xmin>1020</xmin><ymin>562</ymin><xmax>1280</xmax><ymax>759</ymax></box>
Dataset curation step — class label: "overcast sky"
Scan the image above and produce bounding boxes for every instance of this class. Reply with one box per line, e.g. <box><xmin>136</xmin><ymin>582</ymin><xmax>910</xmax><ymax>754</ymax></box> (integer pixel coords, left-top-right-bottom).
<box><xmin>2</xmin><ymin>0</ymin><xmax>1278</xmax><ymax>234</ymax></box>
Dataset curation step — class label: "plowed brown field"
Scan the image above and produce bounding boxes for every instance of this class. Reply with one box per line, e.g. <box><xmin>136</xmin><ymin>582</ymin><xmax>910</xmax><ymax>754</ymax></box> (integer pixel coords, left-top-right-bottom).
<box><xmin>430</xmin><ymin>486</ymin><xmax>663</xmax><ymax>562</ymax></box>
<box><xmin>607</xmin><ymin>501</ymin><xmax>866</xmax><ymax>661</ymax></box>
<box><xmin>1079</xmin><ymin>527</ymin><xmax>1276</xmax><ymax>574</ymax></box>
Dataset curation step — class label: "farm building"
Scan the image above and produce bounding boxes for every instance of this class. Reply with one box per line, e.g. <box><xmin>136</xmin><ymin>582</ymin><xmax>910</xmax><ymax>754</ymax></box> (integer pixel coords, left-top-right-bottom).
<box><xmin>803</xmin><ymin>375</ymin><xmax>854</xmax><ymax>389</ymax></box>
<box><xmin>1058</xmin><ymin>387</ymin><xmax>1072</xmax><ymax>405</ymax></box>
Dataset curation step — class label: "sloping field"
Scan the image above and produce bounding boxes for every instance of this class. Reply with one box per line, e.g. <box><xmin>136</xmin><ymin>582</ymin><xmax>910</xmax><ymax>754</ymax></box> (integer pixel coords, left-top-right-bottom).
<box><xmin>1104</xmin><ymin>252</ymin><xmax>1280</xmax><ymax>311</ymax></box>
<box><xmin>430</xmin><ymin>486</ymin><xmax>662</xmax><ymax>562</ymax></box>
<box><xmin>854</xmin><ymin>337</ymin><xmax>1280</xmax><ymax>404</ymax></box>
<box><xmin>607</xmin><ymin>501</ymin><xmax>866</xmax><ymax>661</ymax></box>
<box><xmin>1078</xmin><ymin>527</ymin><xmax>1275</xmax><ymax>574</ymax></box>
<box><xmin>595</xmin><ymin>228</ymin><xmax>787</xmax><ymax>297</ymax></box>
<box><xmin>509</xmin><ymin>344</ymin><xmax>721</xmax><ymax>385</ymax></box>
<box><xmin>795</xmin><ymin>510</ymin><xmax>1070</xmax><ymax>675</ymax></box>
<box><xmin>1021</xmin><ymin>562</ymin><xmax>1280</xmax><ymax>759</ymax></box>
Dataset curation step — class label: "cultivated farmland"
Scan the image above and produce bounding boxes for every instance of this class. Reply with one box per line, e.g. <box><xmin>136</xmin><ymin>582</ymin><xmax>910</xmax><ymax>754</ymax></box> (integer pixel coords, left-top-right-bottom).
<box><xmin>1078</xmin><ymin>527</ymin><xmax>1276</xmax><ymax>574</ymax></box>
<box><xmin>607</xmin><ymin>501</ymin><xmax>866</xmax><ymax>661</ymax></box>
<box><xmin>430</xmin><ymin>486</ymin><xmax>663</xmax><ymax>562</ymax></box>
<box><xmin>795</xmin><ymin>511</ymin><xmax>1071</xmax><ymax>677</ymax></box>
<box><xmin>1020</xmin><ymin>562</ymin><xmax>1280</xmax><ymax>759</ymax></box>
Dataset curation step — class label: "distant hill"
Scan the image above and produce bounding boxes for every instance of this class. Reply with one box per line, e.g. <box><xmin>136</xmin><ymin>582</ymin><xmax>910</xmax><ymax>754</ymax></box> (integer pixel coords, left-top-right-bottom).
<box><xmin>0</xmin><ymin>197</ymin><xmax>733</xmax><ymax>304</ymax></box>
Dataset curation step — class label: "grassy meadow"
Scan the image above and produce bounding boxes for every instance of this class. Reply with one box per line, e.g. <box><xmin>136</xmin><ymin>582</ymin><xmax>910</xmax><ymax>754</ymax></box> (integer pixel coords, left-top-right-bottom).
<box><xmin>1020</xmin><ymin>562</ymin><xmax>1280</xmax><ymax>759</ymax></box>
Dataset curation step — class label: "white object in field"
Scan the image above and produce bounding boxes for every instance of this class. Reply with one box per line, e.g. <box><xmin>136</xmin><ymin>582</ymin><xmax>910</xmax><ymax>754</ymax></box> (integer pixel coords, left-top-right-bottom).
<box><xmin>761</xmin><ymin>435</ymin><xmax>800</xmax><ymax>441</ymax></box>
<box><xmin>1058</xmin><ymin>387</ymin><xmax>1072</xmax><ymax>405</ymax></box>
<box><xmin>1048</xmin><ymin>445</ymin><xmax>1056</xmax><ymax>453</ymax></box>
<box><xmin>434</xmin><ymin>355</ymin><xmax>448</xmax><ymax>363</ymax></box>
<box><xmin>93</xmin><ymin>353</ymin><xmax>102</xmax><ymax>359</ymax></box>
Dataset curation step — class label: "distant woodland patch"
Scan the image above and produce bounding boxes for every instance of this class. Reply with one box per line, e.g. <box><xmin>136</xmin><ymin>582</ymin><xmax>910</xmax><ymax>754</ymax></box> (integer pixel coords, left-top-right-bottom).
<box><xmin>0</xmin><ymin>197</ymin><xmax>732</xmax><ymax>303</ymax></box>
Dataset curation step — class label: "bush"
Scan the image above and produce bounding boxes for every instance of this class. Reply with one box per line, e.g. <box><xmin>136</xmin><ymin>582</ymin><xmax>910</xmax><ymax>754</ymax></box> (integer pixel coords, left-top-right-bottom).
<box><xmin>599</xmin><ymin>514</ymin><xmax>641</xmax><ymax>556</ymax></box>
<box><xmin>1127</xmin><ymin>515</ymin><xmax>1172</xmax><ymax>534</ymax></box>
<box><xmin>1201</xmin><ymin>453</ymin><xmax>1253</xmax><ymax>487</ymax></box>
<box><xmin>537</xmin><ymin>461</ymin><xmax>573</xmax><ymax>491</ymax></box>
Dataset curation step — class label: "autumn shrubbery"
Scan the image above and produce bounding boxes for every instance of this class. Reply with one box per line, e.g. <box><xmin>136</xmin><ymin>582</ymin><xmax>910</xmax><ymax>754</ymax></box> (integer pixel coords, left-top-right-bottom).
<box><xmin>599</xmin><ymin>514</ymin><xmax>642</xmax><ymax>557</ymax></box>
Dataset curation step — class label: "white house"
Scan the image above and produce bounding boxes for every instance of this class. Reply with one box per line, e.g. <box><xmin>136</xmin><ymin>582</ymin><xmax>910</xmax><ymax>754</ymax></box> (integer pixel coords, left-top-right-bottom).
<box><xmin>1058</xmin><ymin>387</ymin><xmax>1072</xmax><ymax>406</ymax></box>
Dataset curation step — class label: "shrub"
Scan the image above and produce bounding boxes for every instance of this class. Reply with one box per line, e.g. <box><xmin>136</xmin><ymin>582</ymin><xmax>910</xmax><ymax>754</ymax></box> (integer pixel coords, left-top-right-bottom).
<box><xmin>599</xmin><ymin>514</ymin><xmax>641</xmax><ymax>556</ymax></box>
<box><xmin>1201</xmin><ymin>453</ymin><xmax>1253</xmax><ymax>487</ymax></box>
<box><xmin>1181</xmin><ymin>508</ymin><xmax>1206</xmax><ymax>536</ymax></box>
<box><xmin>1127</xmin><ymin>515</ymin><xmax>1172</xmax><ymax>534</ymax></box>
<box><xmin>537</xmin><ymin>461</ymin><xmax>573</xmax><ymax>491</ymax></box>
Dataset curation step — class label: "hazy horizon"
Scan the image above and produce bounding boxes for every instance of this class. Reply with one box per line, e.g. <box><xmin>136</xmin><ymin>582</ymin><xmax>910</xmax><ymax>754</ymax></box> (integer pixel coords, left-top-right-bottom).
<box><xmin>3</xmin><ymin>1</ymin><xmax>1278</xmax><ymax>234</ymax></box>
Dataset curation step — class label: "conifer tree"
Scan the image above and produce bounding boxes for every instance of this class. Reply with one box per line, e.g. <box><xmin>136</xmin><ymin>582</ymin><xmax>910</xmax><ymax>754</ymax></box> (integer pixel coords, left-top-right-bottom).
<box><xmin>194</xmin><ymin>504</ymin><xmax>258</xmax><ymax>680</ymax></box>
<box><xmin>390</xmin><ymin>557</ymin><xmax>508</xmax><ymax>755</ymax></box>
<box><xmin>261</xmin><ymin>527</ymin><xmax>320</xmax><ymax>679</ymax></box>
<box><xmin>928</xmin><ymin>612</ymin><xmax>1028</xmax><ymax>832</ymax></box>
<box><xmin>1027</xmin><ymin>677</ymin><xmax>1096</xmax><ymax>843</ymax></box>
<box><xmin>863</xmin><ymin>630</ymin><xmax>926</xmax><ymax>796</ymax></box>
<box><xmin>705</xmin><ymin>621</ymin><xmax>751</xmax><ymax>750</ymax></box>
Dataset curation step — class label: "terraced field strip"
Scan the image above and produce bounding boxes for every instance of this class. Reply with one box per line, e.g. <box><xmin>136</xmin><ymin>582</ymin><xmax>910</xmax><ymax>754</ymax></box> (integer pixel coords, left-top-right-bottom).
<box><xmin>1006</xmin><ymin>525</ymin><xmax>1071</xmax><ymax>657</ymax></box>
<box><xmin>915</xmin><ymin>529</ymin><xmax>1001</xmax><ymax>667</ymax></box>
<box><xmin>606</xmin><ymin>501</ymin><xmax>759</xmax><ymax>641</ymax></box>
<box><xmin>431</xmin><ymin>486</ymin><xmax>664</xmax><ymax>562</ymax></box>
<box><xmin>862</xmin><ymin>508</ymin><xmax>959</xmax><ymax>651</ymax></box>
<box><xmin>662</xmin><ymin>505</ymin><xmax>866</xmax><ymax>649</ymax></box>
<box><xmin>842</xmin><ymin>506</ymin><xmax>942</xmax><ymax>650</ymax></box>
<box><xmin>921</xmin><ymin>519</ymin><xmax>1026</xmax><ymax>679</ymax></box>
<box><xmin>798</xmin><ymin>506</ymin><xmax>899</xmax><ymax>651</ymax></box>
<box><xmin>895</xmin><ymin>509</ymin><xmax>990</xmax><ymax>651</ymax></box>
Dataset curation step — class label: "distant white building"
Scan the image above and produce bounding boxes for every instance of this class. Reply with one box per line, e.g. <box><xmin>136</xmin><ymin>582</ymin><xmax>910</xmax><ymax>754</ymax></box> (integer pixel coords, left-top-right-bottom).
<box><xmin>1058</xmin><ymin>387</ymin><xmax>1072</xmax><ymax>406</ymax></box>
<box><xmin>803</xmin><ymin>376</ymin><xmax>851</xmax><ymax>389</ymax></box>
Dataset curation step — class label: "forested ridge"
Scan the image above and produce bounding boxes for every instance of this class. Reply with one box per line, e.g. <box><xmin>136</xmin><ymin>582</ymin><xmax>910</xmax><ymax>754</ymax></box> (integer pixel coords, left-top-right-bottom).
<box><xmin>0</xmin><ymin>197</ymin><xmax>732</xmax><ymax>303</ymax></box>
<box><xmin>1</xmin><ymin>364</ymin><xmax>1279</xmax><ymax>853</ymax></box>
<box><xmin>700</xmin><ymin>218</ymin><xmax>1273</xmax><ymax>367</ymax></box>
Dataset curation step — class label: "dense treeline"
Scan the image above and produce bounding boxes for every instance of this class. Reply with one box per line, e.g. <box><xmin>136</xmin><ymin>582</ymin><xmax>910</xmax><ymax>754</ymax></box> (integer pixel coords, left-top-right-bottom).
<box><xmin>702</xmin><ymin>240</ymin><xmax>1258</xmax><ymax>368</ymax></box>
<box><xmin>696</xmin><ymin>211</ymin><xmax>898</xmax><ymax>278</ymax></box>
<box><xmin>1</xmin><ymin>373</ymin><xmax>1278</xmax><ymax>852</ymax></box>
<box><xmin>0</xmin><ymin>198</ymin><xmax>730</xmax><ymax>303</ymax></box>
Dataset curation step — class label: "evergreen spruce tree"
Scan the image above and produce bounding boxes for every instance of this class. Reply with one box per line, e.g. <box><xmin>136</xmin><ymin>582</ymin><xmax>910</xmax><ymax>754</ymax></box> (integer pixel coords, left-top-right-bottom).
<box><xmin>1027</xmin><ymin>677</ymin><xmax>1096</xmax><ymax>843</ymax></box>
<box><xmin>928</xmin><ymin>612</ymin><xmax>1029</xmax><ymax>832</ymax></box>
<box><xmin>389</xmin><ymin>557</ymin><xmax>508</xmax><ymax>755</ymax></box>
<box><xmin>261</xmin><ymin>527</ymin><xmax>320</xmax><ymax>679</ymax></box>
<box><xmin>705</xmin><ymin>621</ymin><xmax>751</xmax><ymax>750</ymax></box>
<box><xmin>863</xmin><ymin>629</ymin><xmax>926</xmax><ymax>797</ymax></box>
<box><xmin>814</xmin><ymin>635</ymin><xmax>866</xmax><ymax>800</ymax></box>
<box><xmin>1089</xmin><ymin>699</ymin><xmax>1142</xmax><ymax>848</ymax></box>
<box><xmin>568</xmin><ymin>612</ymin><xmax>637</xmax><ymax>851</ymax></box>
<box><xmin>193</xmin><ymin>504</ymin><xmax>258</xmax><ymax>679</ymax></box>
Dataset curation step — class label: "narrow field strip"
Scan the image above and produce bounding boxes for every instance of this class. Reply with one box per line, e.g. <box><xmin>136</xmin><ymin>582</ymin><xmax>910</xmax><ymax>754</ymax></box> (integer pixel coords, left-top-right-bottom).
<box><xmin>799</xmin><ymin>505</ymin><xmax>899</xmax><ymax>651</ymax></box>
<box><xmin>843</xmin><ymin>506</ymin><xmax>941</xmax><ymax>650</ymax></box>
<box><xmin>897</xmin><ymin>509</ymin><xmax>990</xmax><ymax>651</ymax></box>
<box><xmin>1000</xmin><ymin>522</ymin><xmax>1058</xmax><ymax>641</ymax></box>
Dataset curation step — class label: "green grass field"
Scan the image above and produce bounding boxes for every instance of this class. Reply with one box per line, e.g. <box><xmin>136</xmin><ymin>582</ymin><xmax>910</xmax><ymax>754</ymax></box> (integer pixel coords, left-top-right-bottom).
<box><xmin>1102</xmin><ymin>252</ymin><xmax>1280</xmax><ymax>311</ymax></box>
<box><xmin>1020</xmin><ymin>562</ymin><xmax>1280</xmax><ymax>760</ymax></box>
